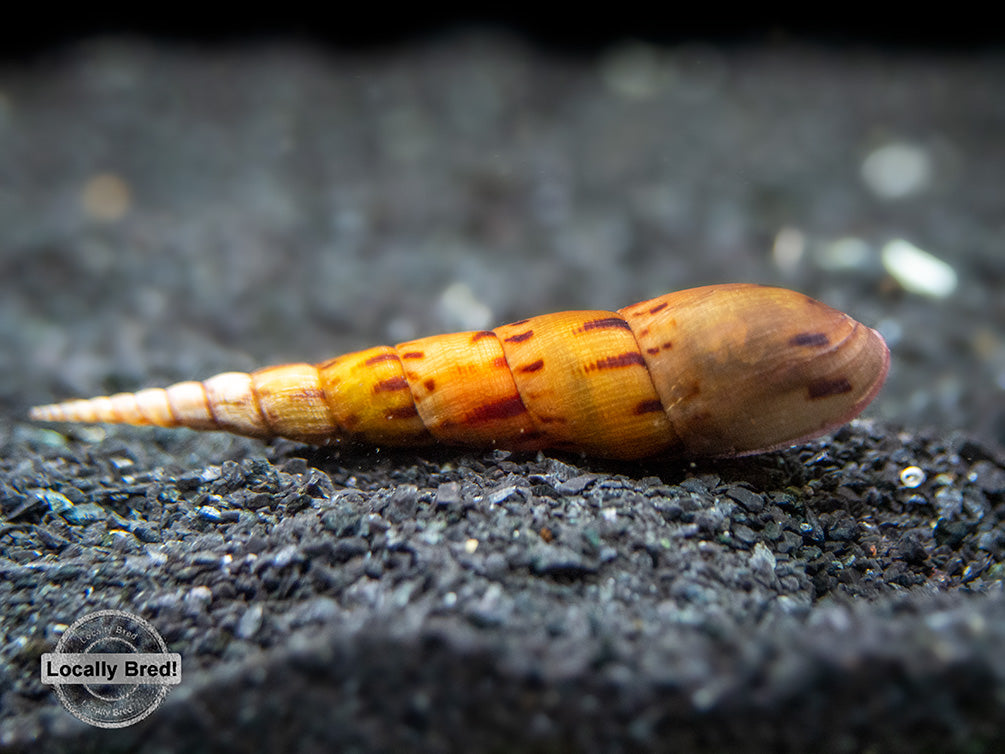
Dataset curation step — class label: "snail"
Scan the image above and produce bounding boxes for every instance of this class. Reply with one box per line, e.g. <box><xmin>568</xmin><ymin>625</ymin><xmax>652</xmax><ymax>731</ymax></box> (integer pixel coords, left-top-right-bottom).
<box><xmin>29</xmin><ymin>284</ymin><xmax>889</xmax><ymax>460</ymax></box>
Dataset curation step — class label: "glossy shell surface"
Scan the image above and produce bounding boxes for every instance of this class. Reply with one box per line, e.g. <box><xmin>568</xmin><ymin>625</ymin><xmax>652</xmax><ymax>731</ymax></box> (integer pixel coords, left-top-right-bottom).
<box><xmin>30</xmin><ymin>284</ymin><xmax>890</xmax><ymax>460</ymax></box>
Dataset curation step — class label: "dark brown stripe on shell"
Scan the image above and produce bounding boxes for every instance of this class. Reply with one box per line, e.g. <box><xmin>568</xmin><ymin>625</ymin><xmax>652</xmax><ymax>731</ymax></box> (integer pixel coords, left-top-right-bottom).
<box><xmin>517</xmin><ymin>359</ymin><xmax>544</xmax><ymax>373</ymax></box>
<box><xmin>400</xmin><ymin>351</ymin><xmax>424</xmax><ymax>360</ymax></box>
<box><xmin>364</xmin><ymin>352</ymin><xmax>401</xmax><ymax>366</ymax></box>
<box><xmin>789</xmin><ymin>332</ymin><xmax>830</xmax><ymax>347</ymax></box>
<box><xmin>505</xmin><ymin>330</ymin><xmax>534</xmax><ymax>344</ymax></box>
<box><xmin>807</xmin><ymin>377</ymin><xmax>853</xmax><ymax>399</ymax></box>
<box><xmin>649</xmin><ymin>301</ymin><xmax>668</xmax><ymax>314</ymax></box>
<box><xmin>580</xmin><ymin>317</ymin><xmax>630</xmax><ymax>332</ymax></box>
<box><xmin>634</xmin><ymin>399</ymin><xmax>664</xmax><ymax>414</ymax></box>
<box><xmin>374</xmin><ymin>376</ymin><xmax>409</xmax><ymax>393</ymax></box>
<box><xmin>465</xmin><ymin>395</ymin><xmax>528</xmax><ymax>423</ymax></box>
<box><xmin>471</xmin><ymin>330</ymin><xmax>494</xmax><ymax>342</ymax></box>
<box><xmin>588</xmin><ymin>352</ymin><xmax>646</xmax><ymax>371</ymax></box>
<box><xmin>387</xmin><ymin>405</ymin><xmax>419</xmax><ymax>420</ymax></box>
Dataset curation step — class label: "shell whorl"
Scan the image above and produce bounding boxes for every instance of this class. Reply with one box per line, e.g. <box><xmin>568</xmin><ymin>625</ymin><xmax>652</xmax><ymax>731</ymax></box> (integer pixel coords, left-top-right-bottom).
<box><xmin>29</xmin><ymin>284</ymin><xmax>890</xmax><ymax>460</ymax></box>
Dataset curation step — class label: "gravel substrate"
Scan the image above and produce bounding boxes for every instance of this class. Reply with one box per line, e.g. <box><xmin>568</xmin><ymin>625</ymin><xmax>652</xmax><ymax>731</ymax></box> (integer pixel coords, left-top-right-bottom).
<box><xmin>1</xmin><ymin>34</ymin><xmax>1004</xmax><ymax>752</ymax></box>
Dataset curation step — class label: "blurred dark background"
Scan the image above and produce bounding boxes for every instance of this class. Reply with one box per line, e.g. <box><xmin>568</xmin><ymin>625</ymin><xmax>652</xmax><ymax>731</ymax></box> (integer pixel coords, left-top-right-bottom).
<box><xmin>1</xmin><ymin>15</ymin><xmax>1002</xmax><ymax>449</ymax></box>
<box><xmin>3</xmin><ymin>13</ymin><xmax>1002</xmax><ymax>60</ymax></box>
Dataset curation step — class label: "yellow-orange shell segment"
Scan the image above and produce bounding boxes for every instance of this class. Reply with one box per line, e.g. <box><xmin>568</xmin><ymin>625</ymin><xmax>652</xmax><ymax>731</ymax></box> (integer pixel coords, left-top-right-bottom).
<box><xmin>28</xmin><ymin>284</ymin><xmax>890</xmax><ymax>460</ymax></box>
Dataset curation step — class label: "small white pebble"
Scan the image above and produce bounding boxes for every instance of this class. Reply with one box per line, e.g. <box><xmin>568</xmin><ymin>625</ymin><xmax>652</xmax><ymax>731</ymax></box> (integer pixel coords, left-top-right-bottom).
<box><xmin>197</xmin><ymin>505</ymin><xmax>223</xmax><ymax>523</ymax></box>
<box><xmin>899</xmin><ymin>466</ymin><xmax>926</xmax><ymax>488</ymax></box>
<box><xmin>861</xmin><ymin>142</ymin><xmax>932</xmax><ymax>199</ymax></box>
<box><xmin>236</xmin><ymin>604</ymin><xmax>264</xmax><ymax>639</ymax></box>
<box><xmin>437</xmin><ymin>282</ymin><xmax>493</xmax><ymax>332</ymax></box>
<box><xmin>881</xmin><ymin>239</ymin><xmax>957</xmax><ymax>298</ymax></box>
<box><xmin>750</xmin><ymin>541</ymin><xmax>777</xmax><ymax>575</ymax></box>
<box><xmin>772</xmin><ymin>226</ymin><xmax>806</xmax><ymax>274</ymax></box>
<box><xmin>186</xmin><ymin>585</ymin><xmax>212</xmax><ymax>608</ymax></box>
<box><xmin>200</xmin><ymin>466</ymin><xmax>221</xmax><ymax>483</ymax></box>
<box><xmin>272</xmin><ymin>545</ymin><xmax>300</xmax><ymax>569</ymax></box>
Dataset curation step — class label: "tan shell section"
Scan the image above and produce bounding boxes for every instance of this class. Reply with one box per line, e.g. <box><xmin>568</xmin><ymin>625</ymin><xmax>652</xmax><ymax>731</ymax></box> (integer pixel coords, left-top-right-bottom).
<box><xmin>619</xmin><ymin>284</ymin><xmax>890</xmax><ymax>457</ymax></box>
<box><xmin>132</xmin><ymin>388</ymin><xmax>177</xmax><ymax>426</ymax></box>
<box><xmin>251</xmin><ymin>363</ymin><xmax>334</xmax><ymax>443</ymax></box>
<box><xmin>165</xmin><ymin>381</ymin><xmax>217</xmax><ymax>430</ymax></box>
<box><xmin>28</xmin><ymin>284</ymin><xmax>890</xmax><ymax>459</ymax></box>
<box><xmin>202</xmin><ymin>373</ymin><xmax>270</xmax><ymax>438</ymax></box>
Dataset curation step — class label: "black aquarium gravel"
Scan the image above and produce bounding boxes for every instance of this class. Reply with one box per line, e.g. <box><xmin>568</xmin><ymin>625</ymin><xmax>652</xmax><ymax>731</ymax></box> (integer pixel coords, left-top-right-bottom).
<box><xmin>1</xmin><ymin>33</ymin><xmax>1004</xmax><ymax>753</ymax></box>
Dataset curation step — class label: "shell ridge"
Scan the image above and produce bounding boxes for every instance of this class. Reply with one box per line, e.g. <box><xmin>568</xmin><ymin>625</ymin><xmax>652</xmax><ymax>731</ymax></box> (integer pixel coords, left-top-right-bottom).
<box><xmin>200</xmin><ymin>380</ymin><xmax>222</xmax><ymax>430</ymax></box>
<box><xmin>489</xmin><ymin>326</ymin><xmax>544</xmax><ymax>440</ymax></box>
<box><xmin>392</xmin><ymin>343</ymin><xmax>447</xmax><ymax>437</ymax></box>
<box><xmin>246</xmin><ymin>373</ymin><xmax>274</xmax><ymax>437</ymax></box>
<box><xmin>619</xmin><ymin>307</ymin><xmax>686</xmax><ymax>450</ymax></box>
<box><xmin>309</xmin><ymin>363</ymin><xmax>343</xmax><ymax>441</ymax></box>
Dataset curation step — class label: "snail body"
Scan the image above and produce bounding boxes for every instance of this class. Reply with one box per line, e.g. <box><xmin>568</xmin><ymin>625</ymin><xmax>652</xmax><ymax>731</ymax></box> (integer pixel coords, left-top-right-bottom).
<box><xmin>30</xmin><ymin>284</ymin><xmax>889</xmax><ymax>460</ymax></box>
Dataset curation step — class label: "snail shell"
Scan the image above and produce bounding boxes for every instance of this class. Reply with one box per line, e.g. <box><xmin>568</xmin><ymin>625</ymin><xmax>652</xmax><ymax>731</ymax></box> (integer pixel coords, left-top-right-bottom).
<box><xmin>30</xmin><ymin>284</ymin><xmax>889</xmax><ymax>460</ymax></box>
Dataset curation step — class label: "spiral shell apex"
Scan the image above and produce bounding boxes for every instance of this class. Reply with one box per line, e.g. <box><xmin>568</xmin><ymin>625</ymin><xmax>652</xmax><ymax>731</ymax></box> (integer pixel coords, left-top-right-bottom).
<box><xmin>29</xmin><ymin>284</ymin><xmax>889</xmax><ymax>460</ymax></box>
